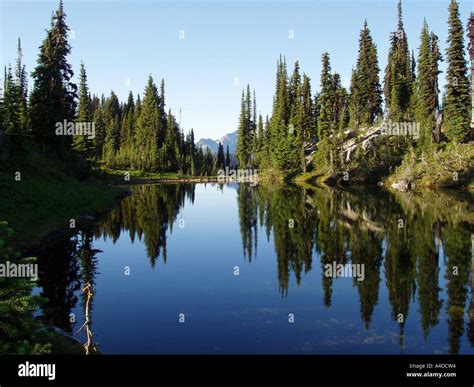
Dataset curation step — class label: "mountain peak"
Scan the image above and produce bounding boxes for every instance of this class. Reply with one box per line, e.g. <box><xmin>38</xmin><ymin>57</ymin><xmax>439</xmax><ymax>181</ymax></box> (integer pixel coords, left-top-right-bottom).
<box><xmin>196</xmin><ymin>130</ymin><xmax>238</xmax><ymax>154</ymax></box>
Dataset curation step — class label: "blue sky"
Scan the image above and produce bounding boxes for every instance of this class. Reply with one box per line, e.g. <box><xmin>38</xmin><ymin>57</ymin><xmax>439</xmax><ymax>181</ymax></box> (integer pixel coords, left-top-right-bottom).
<box><xmin>1</xmin><ymin>0</ymin><xmax>472</xmax><ymax>140</ymax></box>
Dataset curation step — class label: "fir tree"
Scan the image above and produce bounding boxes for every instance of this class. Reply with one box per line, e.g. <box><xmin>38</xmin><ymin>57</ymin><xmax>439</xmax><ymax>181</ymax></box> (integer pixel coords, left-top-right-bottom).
<box><xmin>29</xmin><ymin>0</ymin><xmax>77</xmax><ymax>154</ymax></box>
<box><xmin>317</xmin><ymin>53</ymin><xmax>334</xmax><ymax>168</ymax></box>
<box><xmin>349</xmin><ymin>21</ymin><xmax>382</xmax><ymax>127</ymax></box>
<box><xmin>163</xmin><ymin>109</ymin><xmax>177</xmax><ymax>171</ymax></box>
<box><xmin>216</xmin><ymin>142</ymin><xmax>225</xmax><ymax>172</ymax></box>
<box><xmin>2</xmin><ymin>64</ymin><xmax>21</xmax><ymax>153</ymax></box>
<box><xmin>415</xmin><ymin>21</ymin><xmax>440</xmax><ymax>153</ymax></box>
<box><xmin>135</xmin><ymin>76</ymin><xmax>159</xmax><ymax>170</ymax></box>
<box><xmin>14</xmin><ymin>38</ymin><xmax>28</xmax><ymax>135</ymax></box>
<box><xmin>73</xmin><ymin>62</ymin><xmax>93</xmax><ymax>157</ymax></box>
<box><xmin>225</xmin><ymin>144</ymin><xmax>231</xmax><ymax>168</ymax></box>
<box><xmin>443</xmin><ymin>0</ymin><xmax>470</xmax><ymax>143</ymax></box>
<box><xmin>102</xmin><ymin>91</ymin><xmax>121</xmax><ymax>163</ymax></box>
<box><xmin>384</xmin><ymin>0</ymin><xmax>412</xmax><ymax>120</ymax></box>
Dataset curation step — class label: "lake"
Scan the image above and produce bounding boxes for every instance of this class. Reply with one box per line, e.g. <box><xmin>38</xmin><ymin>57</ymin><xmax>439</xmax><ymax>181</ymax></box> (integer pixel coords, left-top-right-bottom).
<box><xmin>34</xmin><ymin>183</ymin><xmax>474</xmax><ymax>354</ymax></box>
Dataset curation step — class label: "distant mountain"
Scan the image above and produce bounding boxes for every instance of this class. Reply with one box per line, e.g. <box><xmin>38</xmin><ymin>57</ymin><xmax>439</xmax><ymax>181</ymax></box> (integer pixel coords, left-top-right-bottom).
<box><xmin>196</xmin><ymin>130</ymin><xmax>238</xmax><ymax>155</ymax></box>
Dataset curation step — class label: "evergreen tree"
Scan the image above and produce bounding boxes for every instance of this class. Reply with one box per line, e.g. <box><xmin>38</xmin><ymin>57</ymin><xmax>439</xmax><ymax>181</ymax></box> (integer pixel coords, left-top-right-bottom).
<box><xmin>269</xmin><ymin>56</ymin><xmax>292</xmax><ymax>170</ymax></box>
<box><xmin>204</xmin><ymin>147</ymin><xmax>214</xmax><ymax>176</ymax></box>
<box><xmin>29</xmin><ymin>0</ymin><xmax>77</xmax><ymax>153</ymax></box>
<box><xmin>317</xmin><ymin>53</ymin><xmax>335</xmax><ymax>168</ymax></box>
<box><xmin>430</xmin><ymin>32</ymin><xmax>443</xmax><ymax>143</ymax></box>
<box><xmin>415</xmin><ymin>21</ymin><xmax>441</xmax><ymax>153</ymax></box>
<box><xmin>0</xmin><ymin>222</ymin><xmax>51</xmax><ymax>354</ymax></box>
<box><xmin>119</xmin><ymin>91</ymin><xmax>135</xmax><ymax>164</ymax></box>
<box><xmin>225</xmin><ymin>144</ymin><xmax>231</xmax><ymax>168</ymax></box>
<box><xmin>215</xmin><ymin>142</ymin><xmax>225</xmax><ymax>172</ymax></box>
<box><xmin>443</xmin><ymin>0</ymin><xmax>470</xmax><ymax>143</ymax></box>
<box><xmin>299</xmin><ymin>74</ymin><xmax>313</xmax><ymax>171</ymax></box>
<box><xmin>73</xmin><ymin>62</ymin><xmax>93</xmax><ymax>156</ymax></box>
<box><xmin>14</xmin><ymin>38</ymin><xmax>28</xmax><ymax>135</ymax></box>
<box><xmin>384</xmin><ymin>0</ymin><xmax>412</xmax><ymax>120</ymax></box>
<box><xmin>236</xmin><ymin>88</ymin><xmax>253</xmax><ymax>168</ymax></box>
<box><xmin>2</xmin><ymin>65</ymin><xmax>21</xmax><ymax>152</ymax></box>
<box><xmin>163</xmin><ymin>109</ymin><xmax>177</xmax><ymax>171</ymax></box>
<box><xmin>102</xmin><ymin>91</ymin><xmax>121</xmax><ymax>163</ymax></box>
<box><xmin>349</xmin><ymin>21</ymin><xmax>382</xmax><ymax>127</ymax></box>
<box><xmin>92</xmin><ymin>97</ymin><xmax>105</xmax><ymax>160</ymax></box>
<box><xmin>135</xmin><ymin>76</ymin><xmax>159</xmax><ymax>170</ymax></box>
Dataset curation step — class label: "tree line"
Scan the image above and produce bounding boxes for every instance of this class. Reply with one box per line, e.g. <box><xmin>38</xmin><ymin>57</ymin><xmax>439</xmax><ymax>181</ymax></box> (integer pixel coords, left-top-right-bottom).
<box><xmin>237</xmin><ymin>0</ymin><xmax>471</xmax><ymax>176</ymax></box>
<box><xmin>0</xmin><ymin>0</ymin><xmax>229</xmax><ymax>177</ymax></box>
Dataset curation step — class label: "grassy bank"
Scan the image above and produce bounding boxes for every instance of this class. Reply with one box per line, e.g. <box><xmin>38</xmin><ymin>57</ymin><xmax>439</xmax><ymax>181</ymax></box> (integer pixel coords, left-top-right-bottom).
<box><xmin>0</xmin><ymin>152</ymin><xmax>125</xmax><ymax>248</ymax></box>
<box><xmin>294</xmin><ymin>142</ymin><xmax>473</xmax><ymax>191</ymax></box>
<box><xmin>102</xmin><ymin>167</ymin><xmax>222</xmax><ymax>184</ymax></box>
<box><xmin>386</xmin><ymin>143</ymin><xmax>473</xmax><ymax>189</ymax></box>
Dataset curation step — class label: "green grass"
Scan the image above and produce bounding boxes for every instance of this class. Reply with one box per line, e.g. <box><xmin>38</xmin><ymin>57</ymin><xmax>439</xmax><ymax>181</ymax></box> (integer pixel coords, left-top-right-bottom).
<box><xmin>0</xmin><ymin>152</ymin><xmax>124</xmax><ymax>248</ymax></box>
<box><xmin>386</xmin><ymin>143</ymin><xmax>473</xmax><ymax>189</ymax></box>
<box><xmin>102</xmin><ymin>168</ymin><xmax>194</xmax><ymax>181</ymax></box>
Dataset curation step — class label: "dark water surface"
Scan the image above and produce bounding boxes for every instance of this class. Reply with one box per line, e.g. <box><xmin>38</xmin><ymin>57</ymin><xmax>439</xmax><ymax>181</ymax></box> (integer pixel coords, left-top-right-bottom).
<box><xmin>35</xmin><ymin>183</ymin><xmax>474</xmax><ymax>354</ymax></box>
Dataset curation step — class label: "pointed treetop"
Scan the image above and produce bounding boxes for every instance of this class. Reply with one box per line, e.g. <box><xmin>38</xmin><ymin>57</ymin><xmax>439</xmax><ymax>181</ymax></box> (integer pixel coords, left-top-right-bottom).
<box><xmin>397</xmin><ymin>0</ymin><xmax>404</xmax><ymax>31</ymax></box>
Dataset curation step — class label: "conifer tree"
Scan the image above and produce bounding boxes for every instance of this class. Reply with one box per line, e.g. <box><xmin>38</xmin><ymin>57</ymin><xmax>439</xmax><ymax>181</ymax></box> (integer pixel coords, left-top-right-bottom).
<box><xmin>164</xmin><ymin>109</ymin><xmax>177</xmax><ymax>171</ymax></box>
<box><xmin>216</xmin><ymin>142</ymin><xmax>225</xmax><ymax>171</ymax></box>
<box><xmin>102</xmin><ymin>91</ymin><xmax>121</xmax><ymax>163</ymax></box>
<box><xmin>415</xmin><ymin>21</ymin><xmax>440</xmax><ymax>153</ymax></box>
<box><xmin>317</xmin><ymin>53</ymin><xmax>334</xmax><ymax>167</ymax></box>
<box><xmin>384</xmin><ymin>0</ymin><xmax>412</xmax><ymax>120</ymax></box>
<box><xmin>236</xmin><ymin>87</ymin><xmax>253</xmax><ymax>168</ymax></box>
<box><xmin>15</xmin><ymin>38</ymin><xmax>28</xmax><ymax>135</ymax></box>
<box><xmin>269</xmin><ymin>57</ymin><xmax>292</xmax><ymax>170</ymax></box>
<box><xmin>2</xmin><ymin>65</ymin><xmax>21</xmax><ymax>152</ymax></box>
<box><xmin>225</xmin><ymin>144</ymin><xmax>231</xmax><ymax>168</ymax></box>
<box><xmin>135</xmin><ymin>76</ymin><xmax>159</xmax><ymax>170</ymax></box>
<box><xmin>349</xmin><ymin>21</ymin><xmax>382</xmax><ymax>127</ymax></box>
<box><xmin>73</xmin><ymin>62</ymin><xmax>93</xmax><ymax>157</ymax></box>
<box><xmin>443</xmin><ymin>0</ymin><xmax>470</xmax><ymax>143</ymax></box>
<box><xmin>29</xmin><ymin>0</ymin><xmax>77</xmax><ymax>153</ymax></box>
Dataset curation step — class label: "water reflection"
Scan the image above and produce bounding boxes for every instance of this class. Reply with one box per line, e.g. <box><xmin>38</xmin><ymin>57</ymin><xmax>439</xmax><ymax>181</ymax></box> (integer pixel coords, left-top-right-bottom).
<box><xmin>34</xmin><ymin>183</ymin><xmax>473</xmax><ymax>354</ymax></box>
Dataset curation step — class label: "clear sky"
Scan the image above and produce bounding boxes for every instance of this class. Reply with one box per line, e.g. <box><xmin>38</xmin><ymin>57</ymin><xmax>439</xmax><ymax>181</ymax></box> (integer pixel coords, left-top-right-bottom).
<box><xmin>0</xmin><ymin>0</ymin><xmax>472</xmax><ymax>140</ymax></box>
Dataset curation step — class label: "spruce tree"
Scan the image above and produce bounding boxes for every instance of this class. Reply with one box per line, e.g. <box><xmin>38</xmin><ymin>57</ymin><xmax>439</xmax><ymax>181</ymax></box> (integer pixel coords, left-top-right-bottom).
<box><xmin>430</xmin><ymin>32</ymin><xmax>442</xmax><ymax>143</ymax></box>
<box><xmin>102</xmin><ymin>91</ymin><xmax>121</xmax><ymax>164</ymax></box>
<box><xmin>443</xmin><ymin>0</ymin><xmax>470</xmax><ymax>143</ymax></box>
<box><xmin>164</xmin><ymin>109</ymin><xmax>177</xmax><ymax>171</ymax></box>
<box><xmin>300</xmin><ymin>74</ymin><xmax>313</xmax><ymax>171</ymax></box>
<box><xmin>317</xmin><ymin>53</ymin><xmax>334</xmax><ymax>167</ymax></box>
<box><xmin>2</xmin><ymin>65</ymin><xmax>21</xmax><ymax>153</ymax></box>
<box><xmin>135</xmin><ymin>76</ymin><xmax>159</xmax><ymax>170</ymax></box>
<box><xmin>349</xmin><ymin>21</ymin><xmax>382</xmax><ymax>127</ymax></box>
<box><xmin>14</xmin><ymin>38</ymin><xmax>28</xmax><ymax>135</ymax></box>
<box><xmin>416</xmin><ymin>21</ymin><xmax>440</xmax><ymax>153</ymax></box>
<box><xmin>225</xmin><ymin>144</ymin><xmax>231</xmax><ymax>168</ymax></box>
<box><xmin>384</xmin><ymin>0</ymin><xmax>412</xmax><ymax>120</ymax></box>
<box><xmin>29</xmin><ymin>0</ymin><xmax>77</xmax><ymax>153</ymax></box>
<box><xmin>269</xmin><ymin>57</ymin><xmax>292</xmax><ymax>170</ymax></box>
<box><xmin>236</xmin><ymin>89</ymin><xmax>252</xmax><ymax>168</ymax></box>
<box><xmin>216</xmin><ymin>142</ymin><xmax>225</xmax><ymax>172</ymax></box>
<box><xmin>73</xmin><ymin>62</ymin><xmax>93</xmax><ymax>157</ymax></box>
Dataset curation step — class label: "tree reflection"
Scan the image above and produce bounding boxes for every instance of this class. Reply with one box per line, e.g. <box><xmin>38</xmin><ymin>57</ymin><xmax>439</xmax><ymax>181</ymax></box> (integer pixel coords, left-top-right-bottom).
<box><xmin>237</xmin><ymin>183</ymin><xmax>472</xmax><ymax>353</ymax></box>
<box><xmin>34</xmin><ymin>182</ymin><xmax>472</xmax><ymax>354</ymax></box>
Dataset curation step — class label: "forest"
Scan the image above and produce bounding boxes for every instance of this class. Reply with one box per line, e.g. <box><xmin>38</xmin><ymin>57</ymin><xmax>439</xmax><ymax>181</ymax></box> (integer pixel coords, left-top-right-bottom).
<box><xmin>0</xmin><ymin>0</ymin><xmax>472</xmax><ymax>357</ymax></box>
<box><xmin>236</xmin><ymin>0</ymin><xmax>472</xmax><ymax>186</ymax></box>
<box><xmin>0</xmin><ymin>1</ymin><xmax>229</xmax><ymax>178</ymax></box>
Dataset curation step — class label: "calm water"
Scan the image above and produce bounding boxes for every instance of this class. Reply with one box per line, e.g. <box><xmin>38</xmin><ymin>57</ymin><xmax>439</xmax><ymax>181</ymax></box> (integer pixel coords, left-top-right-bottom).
<box><xmin>35</xmin><ymin>183</ymin><xmax>474</xmax><ymax>354</ymax></box>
